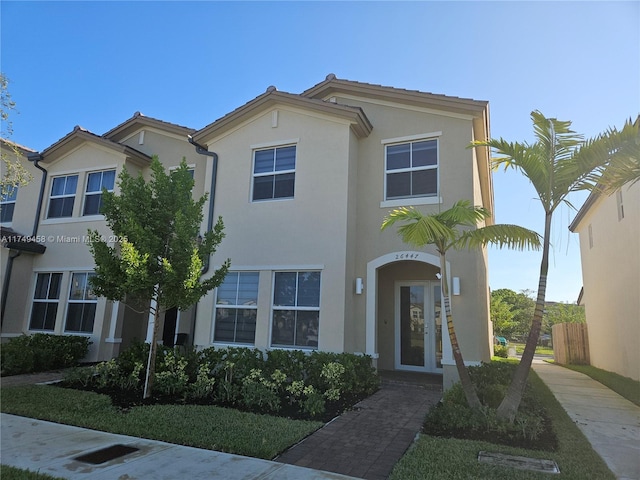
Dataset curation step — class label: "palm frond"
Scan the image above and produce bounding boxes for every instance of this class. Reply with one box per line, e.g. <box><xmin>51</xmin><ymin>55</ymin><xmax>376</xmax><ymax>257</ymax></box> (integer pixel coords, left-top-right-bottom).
<box><xmin>454</xmin><ymin>224</ymin><xmax>542</xmax><ymax>251</ymax></box>
<box><xmin>381</xmin><ymin>207</ymin><xmax>454</xmax><ymax>247</ymax></box>
<box><xmin>437</xmin><ymin>200</ymin><xmax>491</xmax><ymax>228</ymax></box>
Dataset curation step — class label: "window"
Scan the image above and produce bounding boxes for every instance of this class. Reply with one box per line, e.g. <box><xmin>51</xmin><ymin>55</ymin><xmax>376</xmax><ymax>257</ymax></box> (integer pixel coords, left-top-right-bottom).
<box><xmin>65</xmin><ymin>272</ymin><xmax>97</xmax><ymax>333</ymax></box>
<box><xmin>48</xmin><ymin>174</ymin><xmax>78</xmax><ymax>218</ymax></box>
<box><xmin>29</xmin><ymin>273</ymin><xmax>62</xmax><ymax>331</ymax></box>
<box><xmin>252</xmin><ymin>145</ymin><xmax>296</xmax><ymax>201</ymax></box>
<box><xmin>271</xmin><ymin>271</ymin><xmax>320</xmax><ymax>348</ymax></box>
<box><xmin>214</xmin><ymin>272</ymin><xmax>259</xmax><ymax>344</ymax></box>
<box><xmin>616</xmin><ymin>190</ymin><xmax>624</xmax><ymax>220</ymax></box>
<box><xmin>0</xmin><ymin>186</ymin><xmax>18</xmax><ymax>223</ymax></box>
<box><xmin>83</xmin><ymin>170</ymin><xmax>116</xmax><ymax>215</ymax></box>
<box><xmin>385</xmin><ymin>139</ymin><xmax>438</xmax><ymax>200</ymax></box>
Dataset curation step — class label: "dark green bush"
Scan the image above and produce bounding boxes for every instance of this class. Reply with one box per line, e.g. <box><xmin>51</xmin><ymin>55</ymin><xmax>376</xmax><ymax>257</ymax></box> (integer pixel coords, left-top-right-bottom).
<box><xmin>63</xmin><ymin>344</ymin><xmax>379</xmax><ymax>420</ymax></box>
<box><xmin>1</xmin><ymin>334</ymin><xmax>90</xmax><ymax>376</ymax></box>
<box><xmin>423</xmin><ymin>361</ymin><xmax>553</xmax><ymax>449</ymax></box>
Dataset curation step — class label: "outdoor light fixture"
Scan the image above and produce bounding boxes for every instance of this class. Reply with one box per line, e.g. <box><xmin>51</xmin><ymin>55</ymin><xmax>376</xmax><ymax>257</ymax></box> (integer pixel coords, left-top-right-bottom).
<box><xmin>435</xmin><ymin>272</ymin><xmax>442</xmax><ymax>280</ymax></box>
<box><xmin>355</xmin><ymin>277</ymin><xmax>364</xmax><ymax>295</ymax></box>
<box><xmin>453</xmin><ymin>277</ymin><xmax>461</xmax><ymax>296</ymax></box>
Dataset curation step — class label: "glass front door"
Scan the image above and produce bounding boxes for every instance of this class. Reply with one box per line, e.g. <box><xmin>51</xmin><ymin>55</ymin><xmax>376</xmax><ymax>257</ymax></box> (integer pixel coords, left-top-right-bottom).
<box><xmin>395</xmin><ymin>281</ymin><xmax>443</xmax><ymax>373</ymax></box>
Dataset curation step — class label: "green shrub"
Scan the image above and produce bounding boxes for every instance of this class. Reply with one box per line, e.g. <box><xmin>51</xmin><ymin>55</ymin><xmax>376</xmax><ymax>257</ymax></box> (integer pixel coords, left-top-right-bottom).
<box><xmin>1</xmin><ymin>334</ymin><xmax>90</xmax><ymax>376</ymax></box>
<box><xmin>154</xmin><ymin>350</ymin><xmax>189</xmax><ymax>396</ymax></box>
<box><xmin>493</xmin><ymin>345</ymin><xmax>508</xmax><ymax>358</ymax></box>
<box><xmin>423</xmin><ymin>362</ymin><xmax>551</xmax><ymax>447</ymax></box>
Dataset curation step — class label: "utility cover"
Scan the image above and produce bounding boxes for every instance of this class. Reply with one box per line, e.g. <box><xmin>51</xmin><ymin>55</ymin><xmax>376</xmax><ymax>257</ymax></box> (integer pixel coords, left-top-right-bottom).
<box><xmin>478</xmin><ymin>451</ymin><xmax>560</xmax><ymax>474</ymax></box>
<box><xmin>75</xmin><ymin>444</ymin><xmax>139</xmax><ymax>465</ymax></box>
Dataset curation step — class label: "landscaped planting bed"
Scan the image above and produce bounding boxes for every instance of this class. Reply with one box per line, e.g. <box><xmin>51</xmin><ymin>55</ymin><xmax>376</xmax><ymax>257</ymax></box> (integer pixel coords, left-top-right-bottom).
<box><xmin>60</xmin><ymin>342</ymin><xmax>380</xmax><ymax>422</ymax></box>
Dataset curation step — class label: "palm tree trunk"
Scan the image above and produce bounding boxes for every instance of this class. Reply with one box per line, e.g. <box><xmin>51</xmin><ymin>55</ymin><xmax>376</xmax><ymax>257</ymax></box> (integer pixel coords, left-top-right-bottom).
<box><xmin>496</xmin><ymin>211</ymin><xmax>552</xmax><ymax>422</ymax></box>
<box><xmin>440</xmin><ymin>253</ymin><xmax>482</xmax><ymax>409</ymax></box>
<box><xmin>143</xmin><ymin>296</ymin><xmax>161</xmax><ymax>399</ymax></box>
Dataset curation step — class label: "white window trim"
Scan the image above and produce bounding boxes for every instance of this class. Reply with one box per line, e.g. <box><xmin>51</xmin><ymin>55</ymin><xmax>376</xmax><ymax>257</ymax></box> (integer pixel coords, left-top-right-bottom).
<box><xmin>28</xmin><ymin>272</ymin><xmax>63</xmax><ymax>332</ymax></box>
<box><xmin>82</xmin><ymin>169</ymin><xmax>116</xmax><ymax>217</ymax></box>
<box><xmin>270</xmin><ymin>271</ymin><xmax>322</xmax><ymax>350</ymax></box>
<box><xmin>251</xmin><ymin>144</ymin><xmax>297</xmax><ymax>203</ymax></box>
<box><xmin>64</xmin><ymin>272</ymin><xmax>97</xmax><ymax>334</ymax></box>
<box><xmin>382</xmin><ymin>134</ymin><xmax>441</xmax><ymax>205</ymax></box>
<box><xmin>47</xmin><ymin>174</ymin><xmax>79</xmax><ymax>219</ymax></box>
<box><xmin>0</xmin><ymin>186</ymin><xmax>17</xmax><ymax>224</ymax></box>
<box><xmin>212</xmin><ymin>271</ymin><xmax>259</xmax><ymax>345</ymax></box>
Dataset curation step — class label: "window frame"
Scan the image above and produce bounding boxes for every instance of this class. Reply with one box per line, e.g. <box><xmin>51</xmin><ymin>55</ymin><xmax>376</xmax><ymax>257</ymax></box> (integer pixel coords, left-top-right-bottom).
<box><xmin>47</xmin><ymin>174</ymin><xmax>79</xmax><ymax>219</ymax></box>
<box><xmin>270</xmin><ymin>271</ymin><xmax>321</xmax><ymax>349</ymax></box>
<box><xmin>83</xmin><ymin>169</ymin><xmax>116</xmax><ymax>216</ymax></box>
<box><xmin>29</xmin><ymin>272</ymin><xmax>63</xmax><ymax>331</ymax></box>
<box><xmin>0</xmin><ymin>186</ymin><xmax>18</xmax><ymax>223</ymax></box>
<box><xmin>251</xmin><ymin>144</ymin><xmax>297</xmax><ymax>202</ymax></box>
<box><xmin>64</xmin><ymin>272</ymin><xmax>97</xmax><ymax>334</ymax></box>
<box><xmin>213</xmin><ymin>271</ymin><xmax>259</xmax><ymax>345</ymax></box>
<box><xmin>380</xmin><ymin>132</ymin><xmax>442</xmax><ymax>208</ymax></box>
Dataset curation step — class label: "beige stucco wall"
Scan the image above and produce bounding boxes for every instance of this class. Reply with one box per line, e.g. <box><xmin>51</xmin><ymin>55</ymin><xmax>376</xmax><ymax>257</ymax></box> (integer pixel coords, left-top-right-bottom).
<box><xmin>196</xmin><ymin>105</ymin><xmax>355</xmax><ymax>353</ymax></box>
<box><xmin>574</xmin><ymin>183</ymin><xmax>639</xmax><ymax>381</ymax></box>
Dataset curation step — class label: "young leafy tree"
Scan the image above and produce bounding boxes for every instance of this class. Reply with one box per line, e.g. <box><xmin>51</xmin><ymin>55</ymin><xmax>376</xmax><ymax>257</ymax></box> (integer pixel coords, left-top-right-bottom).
<box><xmin>382</xmin><ymin>200</ymin><xmax>541</xmax><ymax>409</ymax></box>
<box><xmin>471</xmin><ymin>111</ymin><xmax>640</xmax><ymax>422</ymax></box>
<box><xmin>88</xmin><ymin>157</ymin><xmax>230</xmax><ymax>399</ymax></box>
<box><xmin>1</xmin><ymin>73</ymin><xmax>33</xmax><ymax>195</ymax></box>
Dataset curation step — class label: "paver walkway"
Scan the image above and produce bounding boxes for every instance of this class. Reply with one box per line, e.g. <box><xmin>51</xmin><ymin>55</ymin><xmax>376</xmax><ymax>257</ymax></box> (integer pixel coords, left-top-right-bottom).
<box><xmin>276</xmin><ymin>373</ymin><xmax>442</xmax><ymax>480</ymax></box>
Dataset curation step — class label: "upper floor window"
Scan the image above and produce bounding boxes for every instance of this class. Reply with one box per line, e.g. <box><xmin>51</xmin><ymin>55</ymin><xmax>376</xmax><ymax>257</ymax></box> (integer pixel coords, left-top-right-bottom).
<box><xmin>616</xmin><ymin>190</ymin><xmax>624</xmax><ymax>221</ymax></box>
<box><xmin>385</xmin><ymin>139</ymin><xmax>438</xmax><ymax>200</ymax></box>
<box><xmin>0</xmin><ymin>187</ymin><xmax>18</xmax><ymax>223</ymax></box>
<box><xmin>252</xmin><ymin>145</ymin><xmax>296</xmax><ymax>201</ymax></box>
<box><xmin>29</xmin><ymin>272</ymin><xmax>62</xmax><ymax>331</ymax></box>
<box><xmin>83</xmin><ymin>170</ymin><xmax>116</xmax><ymax>216</ymax></box>
<box><xmin>65</xmin><ymin>272</ymin><xmax>97</xmax><ymax>333</ymax></box>
<box><xmin>48</xmin><ymin>174</ymin><xmax>78</xmax><ymax>218</ymax></box>
<box><xmin>271</xmin><ymin>271</ymin><xmax>320</xmax><ymax>349</ymax></box>
<box><xmin>214</xmin><ymin>271</ymin><xmax>259</xmax><ymax>344</ymax></box>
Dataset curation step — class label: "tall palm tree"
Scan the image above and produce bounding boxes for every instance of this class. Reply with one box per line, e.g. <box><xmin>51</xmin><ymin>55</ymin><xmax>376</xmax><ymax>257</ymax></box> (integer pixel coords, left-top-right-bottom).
<box><xmin>471</xmin><ymin>111</ymin><xmax>640</xmax><ymax>422</ymax></box>
<box><xmin>382</xmin><ymin>200</ymin><xmax>541</xmax><ymax>409</ymax></box>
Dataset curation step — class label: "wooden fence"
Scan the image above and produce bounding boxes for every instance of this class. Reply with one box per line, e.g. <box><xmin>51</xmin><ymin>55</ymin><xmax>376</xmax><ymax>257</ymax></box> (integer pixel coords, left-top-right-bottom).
<box><xmin>552</xmin><ymin>323</ymin><xmax>590</xmax><ymax>365</ymax></box>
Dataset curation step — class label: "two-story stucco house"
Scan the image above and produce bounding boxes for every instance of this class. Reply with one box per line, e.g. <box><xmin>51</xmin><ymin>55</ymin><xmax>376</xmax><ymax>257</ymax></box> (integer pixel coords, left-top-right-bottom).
<box><xmin>569</xmin><ymin>181</ymin><xmax>639</xmax><ymax>381</ymax></box>
<box><xmin>1</xmin><ymin>76</ymin><xmax>494</xmax><ymax>387</ymax></box>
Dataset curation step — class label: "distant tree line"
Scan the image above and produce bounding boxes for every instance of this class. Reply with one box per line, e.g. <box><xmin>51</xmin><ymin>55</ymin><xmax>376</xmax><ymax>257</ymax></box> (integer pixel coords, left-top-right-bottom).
<box><xmin>490</xmin><ymin>288</ymin><xmax>585</xmax><ymax>341</ymax></box>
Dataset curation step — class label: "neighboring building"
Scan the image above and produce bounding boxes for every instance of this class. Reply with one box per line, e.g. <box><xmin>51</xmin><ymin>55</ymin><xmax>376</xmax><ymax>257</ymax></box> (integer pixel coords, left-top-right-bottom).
<box><xmin>569</xmin><ymin>181</ymin><xmax>639</xmax><ymax>381</ymax></box>
<box><xmin>1</xmin><ymin>76</ymin><xmax>494</xmax><ymax>387</ymax></box>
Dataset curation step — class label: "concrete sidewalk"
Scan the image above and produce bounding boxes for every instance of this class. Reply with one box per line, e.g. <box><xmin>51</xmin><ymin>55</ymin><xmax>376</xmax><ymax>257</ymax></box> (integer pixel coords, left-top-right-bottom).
<box><xmin>1</xmin><ymin>413</ymin><xmax>358</xmax><ymax>480</ymax></box>
<box><xmin>532</xmin><ymin>361</ymin><xmax>640</xmax><ymax>480</ymax></box>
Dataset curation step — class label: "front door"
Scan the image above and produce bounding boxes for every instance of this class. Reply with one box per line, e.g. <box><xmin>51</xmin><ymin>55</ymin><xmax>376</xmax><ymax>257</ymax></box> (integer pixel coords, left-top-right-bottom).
<box><xmin>395</xmin><ymin>281</ymin><xmax>443</xmax><ymax>373</ymax></box>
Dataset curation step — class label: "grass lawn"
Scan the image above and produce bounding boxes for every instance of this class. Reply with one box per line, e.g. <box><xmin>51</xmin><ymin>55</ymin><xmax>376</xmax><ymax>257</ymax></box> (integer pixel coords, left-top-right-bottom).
<box><xmin>0</xmin><ymin>465</ymin><xmax>64</xmax><ymax>480</ymax></box>
<box><xmin>513</xmin><ymin>343</ymin><xmax>554</xmax><ymax>356</ymax></box>
<box><xmin>559</xmin><ymin>364</ymin><xmax>640</xmax><ymax>407</ymax></box>
<box><xmin>389</xmin><ymin>371</ymin><xmax>615</xmax><ymax>480</ymax></box>
<box><xmin>0</xmin><ymin>385</ymin><xmax>322</xmax><ymax>460</ymax></box>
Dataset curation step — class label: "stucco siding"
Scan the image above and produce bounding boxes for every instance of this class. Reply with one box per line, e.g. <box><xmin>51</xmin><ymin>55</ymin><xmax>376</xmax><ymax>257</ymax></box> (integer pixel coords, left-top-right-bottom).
<box><xmin>575</xmin><ymin>183</ymin><xmax>639</xmax><ymax>381</ymax></box>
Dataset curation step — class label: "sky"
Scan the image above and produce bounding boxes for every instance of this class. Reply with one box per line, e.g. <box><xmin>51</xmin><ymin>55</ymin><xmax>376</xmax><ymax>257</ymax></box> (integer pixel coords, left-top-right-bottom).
<box><xmin>1</xmin><ymin>1</ymin><xmax>638</xmax><ymax>303</ymax></box>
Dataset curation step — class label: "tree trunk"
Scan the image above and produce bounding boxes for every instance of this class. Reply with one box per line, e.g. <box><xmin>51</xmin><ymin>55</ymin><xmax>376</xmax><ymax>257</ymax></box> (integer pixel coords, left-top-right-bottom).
<box><xmin>496</xmin><ymin>211</ymin><xmax>552</xmax><ymax>422</ymax></box>
<box><xmin>440</xmin><ymin>253</ymin><xmax>482</xmax><ymax>409</ymax></box>
<box><xmin>143</xmin><ymin>297</ymin><xmax>161</xmax><ymax>399</ymax></box>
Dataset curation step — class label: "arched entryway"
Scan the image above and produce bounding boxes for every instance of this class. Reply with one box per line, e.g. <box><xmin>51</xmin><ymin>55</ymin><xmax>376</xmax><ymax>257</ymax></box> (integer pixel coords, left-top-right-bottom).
<box><xmin>366</xmin><ymin>251</ymin><xmax>452</xmax><ymax>373</ymax></box>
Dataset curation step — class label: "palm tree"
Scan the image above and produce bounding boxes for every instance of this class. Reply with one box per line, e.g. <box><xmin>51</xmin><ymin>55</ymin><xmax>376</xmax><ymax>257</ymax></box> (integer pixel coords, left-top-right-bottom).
<box><xmin>381</xmin><ymin>200</ymin><xmax>541</xmax><ymax>409</ymax></box>
<box><xmin>471</xmin><ymin>111</ymin><xmax>640</xmax><ymax>422</ymax></box>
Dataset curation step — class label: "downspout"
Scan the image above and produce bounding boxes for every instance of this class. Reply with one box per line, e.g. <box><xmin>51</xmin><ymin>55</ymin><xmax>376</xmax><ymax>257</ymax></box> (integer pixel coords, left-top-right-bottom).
<box><xmin>187</xmin><ymin>135</ymin><xmax>219</xmax><ymax>344</ymax></box>
<box><xmin>1</xmin><ymin>153</ymin><xmax>47</xmax><ymax>327</ymax></box>
<box><xmin>27</xmin><ymin>153</ymin><xmax>47</xmax><ymax>238</ymax></box>
<box><xmin>1</xmin><ymin>250</ymin><xmax>21</xmax><ymax>325</ymax></box>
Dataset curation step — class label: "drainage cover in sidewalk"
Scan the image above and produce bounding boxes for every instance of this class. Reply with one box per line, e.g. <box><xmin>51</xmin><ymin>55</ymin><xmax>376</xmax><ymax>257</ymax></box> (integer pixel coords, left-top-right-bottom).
<box><xmin>478</xmin><ymin>451</ymin><xmax>560</xmax><ymax>474</ymax></box>
<box><xmin>75</xmin><ymin>444</ymin><xmax>139</xmax><ymax>464</ymax></box>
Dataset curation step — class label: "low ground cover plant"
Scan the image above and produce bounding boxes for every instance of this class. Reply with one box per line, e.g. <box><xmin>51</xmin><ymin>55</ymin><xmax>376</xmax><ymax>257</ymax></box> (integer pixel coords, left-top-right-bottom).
<box><xmin>0</xmin><ymin>334</ymin><xmax>90</xmax><ymax>376</ymax></box>
<box><xmin>423</xmin><ymin>361</ymin><xmax>557</xmax><ymax>451</ymax></box>
<box><xmin>61</xmin><ymin>342</ymin><xmax>379</xmax><ymax>421</ymax></box>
